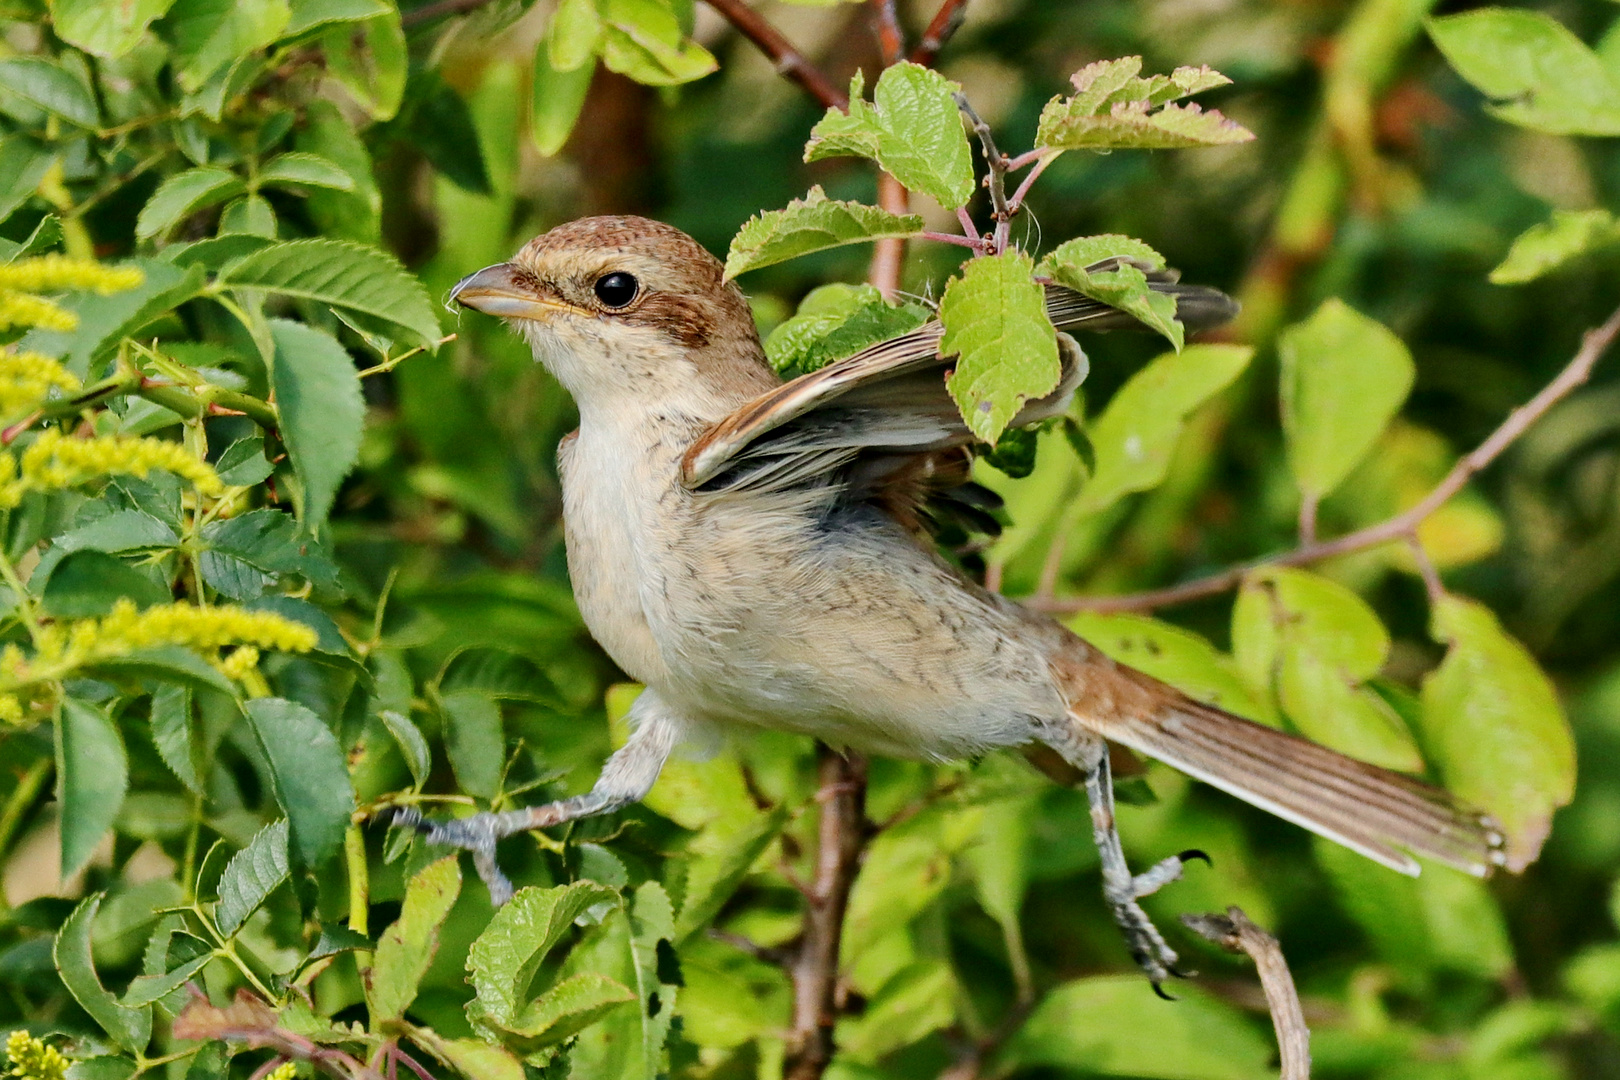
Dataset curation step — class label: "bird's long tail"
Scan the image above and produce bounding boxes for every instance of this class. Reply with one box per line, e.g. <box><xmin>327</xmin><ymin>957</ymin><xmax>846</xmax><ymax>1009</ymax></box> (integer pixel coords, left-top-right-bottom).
<box><xmin>1049</xmin><ymin>642</ymin><xmax>1510</xmax><ymax>877</ymax></box>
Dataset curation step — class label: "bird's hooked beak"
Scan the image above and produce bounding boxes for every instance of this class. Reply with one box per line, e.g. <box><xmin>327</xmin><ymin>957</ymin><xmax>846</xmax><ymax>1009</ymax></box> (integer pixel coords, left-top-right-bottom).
<box><xmin>450</xmin><ymin>263</ymin><xmax>573</xmax><ymax>321</ymax></box>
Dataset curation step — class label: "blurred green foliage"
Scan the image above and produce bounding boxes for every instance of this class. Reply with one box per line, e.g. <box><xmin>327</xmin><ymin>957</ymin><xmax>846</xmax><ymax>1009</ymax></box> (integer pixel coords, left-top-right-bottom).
<box><xmin>0</xmin><ymin>1</ymin><xmax>1619</xmax><ymax>1079</ymax></box>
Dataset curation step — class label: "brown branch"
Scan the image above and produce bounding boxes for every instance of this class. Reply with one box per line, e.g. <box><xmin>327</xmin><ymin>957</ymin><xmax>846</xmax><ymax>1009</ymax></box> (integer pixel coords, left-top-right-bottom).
<box><xmin>785</xmin><ymin>746</ymin><xmax>870</xmax><ymax>1080</ymax></box>
<box><xmin>1032</xmin><ymin>302</ymin><xmax>1620</xmax><ymax>614</ymax></box>
<box><xmin>703</xmin><ymin>0</ymin><xmax>848</xmax><ymax>110</ymax></box>
<box><xmin>871</xmin><ymin>0</ymin><xmax>905</xmax><ymax>64</ymax></box>
<box><xmin>909</xmin><ymin>0</ymin><xmax>969</xmax><ymax>66</ymax></box>
<box><xmin>868</xmin><ymin>173</ymin><xmax>912</xmax><ymax>298</ymax></box>
<box><xmin>954</xmin><ymin>93</ymin><xmax>1011</xmax><ymax>253</ymax></box>
<box><xmin>399</xmin><ymin>0</ymin><xmax>491</xmax><ymax>28</ymax></box>
<box><xmin>1181</xmin><ymin>908</ymin><xmax>1310</xmax><ymax>1080</ymax></box>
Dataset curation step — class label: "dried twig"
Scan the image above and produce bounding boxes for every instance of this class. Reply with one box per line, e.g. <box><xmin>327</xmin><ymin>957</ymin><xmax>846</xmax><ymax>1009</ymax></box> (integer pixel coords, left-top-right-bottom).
<box><xmin>174</xmin><ymin>990</ymin><xmax>385</xmax><ymax>1080</ymax></box>
<box><xmin>909</xmin><ymin>0</ymin><xmax>969</xmax><ymax>66</ymax></box>
<box><xmin>1032</xmin><ymin>301</ymin><xmax>1620</xmax><ymax>613</ymax></box>
<box><xmin>954</xmin><ymin>93</ymin><xmax>1011</xmax><ymax>253</ymax></box>
<box><xmin>1181</xmin><ymin>908</ymin><xmax>1310</xmax><ymax>1080</ymax></box>
<box><xmin>785</xmin><ymin>747</ymin><xmax>870</xmax><ymax>1080</ymax></box>
<box><xmin>703</xmin><ymin>0</ymin><xmax>849</xmax><ymax>110</ymax></box>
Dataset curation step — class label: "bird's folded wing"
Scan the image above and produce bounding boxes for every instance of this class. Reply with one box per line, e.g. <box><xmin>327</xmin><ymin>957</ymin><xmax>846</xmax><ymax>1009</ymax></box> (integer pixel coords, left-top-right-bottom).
<box><xmin>681</xmin><ymin>275</ymin><xmax>1238</xmax><ymax>496</ymax></box>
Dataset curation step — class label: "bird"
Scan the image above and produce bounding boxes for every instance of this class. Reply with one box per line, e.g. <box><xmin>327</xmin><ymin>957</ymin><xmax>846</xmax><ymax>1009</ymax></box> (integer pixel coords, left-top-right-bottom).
<box><xmin>401</xmin><ymin>215</ymin><xmax>1506</xmax><ymax>992</ymax></box>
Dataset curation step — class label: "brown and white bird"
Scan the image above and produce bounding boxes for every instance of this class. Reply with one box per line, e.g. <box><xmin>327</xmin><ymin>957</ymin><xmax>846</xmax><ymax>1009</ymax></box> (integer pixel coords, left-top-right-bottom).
<box><xmin>404</xmin><ymin>216</ymin><xmax>1506</xmax><ymax>990</ymax></box>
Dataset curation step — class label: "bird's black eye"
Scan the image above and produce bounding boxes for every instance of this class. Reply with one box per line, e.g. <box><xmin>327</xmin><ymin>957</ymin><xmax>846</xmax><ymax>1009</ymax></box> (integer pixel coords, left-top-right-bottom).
<box><xmin>593</xmin><ymin>272</ymin><xmax>638</xmax><ymax>308</ymax></box>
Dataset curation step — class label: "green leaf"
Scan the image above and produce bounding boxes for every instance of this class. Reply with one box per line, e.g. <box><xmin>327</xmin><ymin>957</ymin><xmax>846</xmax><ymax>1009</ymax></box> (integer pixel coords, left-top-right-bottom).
<box><xmin>837</xmin><ymin>960</ymin><xmax>955</xmax><ymax>1064</ymax></box>
<box><xmin>52</xmin><ymin>0</ymin><xmax>177</xmax><ymax>57</ymax></box>
<box><xmin>1421</xmin><ymin>594</ymin><xmax>1575</xmax><ymax>871</ymax></box>
<box><xmin>378</xmin><ymin>709</ymin><xmax>430</xmax><ymax>787</ymax></box>
<box><xmin>1232</xmin><ymin>568</ymin><xmax>1423</xmax><ymax>770</ymax></box>
<box><xmin>439</xmin><ymin>689</ymin><xmax>504</xmax><ymax>801</ymax></box>
<box><xmin>367</xmin><ymin>856</ymin><xmax>462</xmax><ymax>1024</ymax></box>
<box><xmin>626</xmin><ymin>881</ymin><xmax>678</xmax><ymax>1080</ymax></box>
<box><xmin>1278</xmin><ymin>299</ymin><xmax>1414</xmax><ymax>502</ymax></box>
<box><xmin>54</xmin><ymin>895</ymin><xmax>153</xmax><ymax>1055</ymax></box>
<box><xmin>939</xmin><ymin>249</ymin><xmax>1060</xmax><ymax>444</ymax></box>
<box><xmin>1490</xmin><ymin>209</ymin><xmax>1620</xmax><ymax>284</ymax></box>
<box><xmin>673</xmin><ymin>806</ymin><xmax>789</xmax><ymax>943</ymax></box>
<box><xmin>322</xmin><ymin>10</ymin><xmax>406</xmax><ymax>121</ymax></box>
<box><xmin>804</xmin><ymin>63</ymin><xmax>976</xmax><ymax>208</ymax></box>
<box><xmin>219</xmin><ymin>195</ymin><xmax>275</xmax><ymax>237</ymax></box>
<box><xmin>221</xmin><ymin>240</ymin><xmax>440</xmax><ymax>351</ymax></box>
<box><xmin>214</xmin><ymin>818</ymin><xmax>290</xmax><ymax>937</ymax></box>
<box><xmin>509</xmin><ymin>973</ymin><xmax>635</xmax><ymax>1046</ymax></box>
<box><xmin>410</xmin><ymin>1029</ymin><xmax>525</xmax><ymax>1080</ymax></box>
<box><xmin>1076</xmin><ymin>343</ymin><xmax>1251</xmax><ymax>514</ymax></box>
<box><xmin>200</xmin><ymin>508</ymin><xmax>343</xmax><ymax>598</ymax></box>
<box><xmin>1427</xmin><ymin>9</ymin><xmax>1620</xmax><ymax>136</ymax></box>
<box><xmin>1038</xmin><ymin>235</ymin><xmax>1184</xmax><ymax>349</ymax></box>
<box><xmin>723</xmin><ymin>186</ymin><xmax>924</xmax><ymax>280</ymax></box>
<box><xmin>467</xmin><ymin>881</ymin><xmax>620</xmax><ymax>1031</ymax></box>
<box><xmin>215</xmin><ymin>436</ymin><xmax>274</xmax><ymax>487</ymax></box>
<box><xmin>43</xmin><ymin>550</ymin><xmax>170</xmax><ymax>617</ymax></box>
<box><xmin>532</xmin><ymin>35</ymin><xmax>594</xmax><ymax>156</ymax></box>
<box><xmin>297</xmin><ymin>100</ymin><xmax>384</xmax><ymax>241</ymax></box>
<box><xmin>55</xmin><ymin>697</ymin><xmax>128</xmax><ymax>879</ymax></box>
<box><xmin>157</xmin><ymin>0</ymin><xmax>291</xmax><ymax>93</ymax></box>
<box><xmin>387</xmin><ymin>72</ymin><xmax>490</xmax><ymax>194</ymax></box>
<box><xmin>20</xmin><ymin>260</ymin><xmax>206</xmax><ymax>376</ymax></box>
<box><xmin>89</xmin><ymin>646</ymin><xmax>236</xmax><ymax>697</ymax></box>
<box><xmin>1035</xmin><ymin>56</ymin><xmax>1252</xmax><ymax>151</ymax></box>
<box><xmin>998</xmin><ymin>975</ymin><xmax>1272</xmax><ymax>1079</ymax></box>
<box><xmin>549</xmin><ymin>0</ymin><xmax>601</xmax><ymax>69</ymax></box>
<box><xmin>285</xmin><ymin>0</ymin><xmax>386</xmax><ymax>36</ymax></box>
<box><xmin>762</xmin><ymin>283</ymin><xmax>931</xmax><ymax>378</ymax></box>
<box><xmin>150</xmin><ymin>684</ymin><xmax>202</xmax><ymax>794</ymax></box>
<box><xmin>1067</xmin><ymin>611</ymin><xmax>1277</xmax><ymax>725</ymax></box>
<box><xmin>267</xmin><ymin>319</ymin><xmax>365</xmax><ymax>533</ymax></box>
<box><xmin>121</xmin><ymin>951</ymin><xmax>211</xmax><ymax>1008</ymax></box>
<box><xmin>241</xmin><ymin>697</ymin><xmax>355</xmax><ymax>866</ymax></box>
<box><xmin>597</xmin><ymin>0</ymin><xmax>716</xmax><ymax>86</ymax></box>
<box><xmin>258</xmin><ymin>151</ymin><xmax>354</xmax><ymax>191</ymax></box>
<box><xmin>0</xmin><ymin>136</ymin><xmax>56</xmax><ymax>224</ymax></box>
<box><xmin>0</xmin><ymin>57</ymin><xmax>99</xmax><ymax>128</ymax></box>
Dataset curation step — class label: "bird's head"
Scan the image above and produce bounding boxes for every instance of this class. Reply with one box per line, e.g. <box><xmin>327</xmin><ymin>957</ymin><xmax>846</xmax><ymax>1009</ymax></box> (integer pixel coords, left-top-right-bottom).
<box><xmin>451</xmin><ymin>216</ymin><xmax>772</xmax><ymax>419</ymax></box>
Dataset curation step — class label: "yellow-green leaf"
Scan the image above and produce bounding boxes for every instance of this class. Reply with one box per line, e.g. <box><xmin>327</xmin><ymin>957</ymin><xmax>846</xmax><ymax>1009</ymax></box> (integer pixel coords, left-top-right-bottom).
<box><xmin>939</xmin><ymin>249</ymin><xmax>1060</xmax><ymax>444</ymax></box>
<box><xmin>723</xmin><ymin>186</ymin><xmax>923</xmax><ymax>280</ymax></box>
<box><xmin>1490</xmin><ymin>209</ymin><xmax>1620</xmax><ymax>284</ymax></box>
<box><xmin>367</xmin><ymin>857</ymin><xmax>462</xmax><ymax>1025</ymax></box>
<box><xmin>1039</xmin><ymin>235</ymin><xmax>1183</xmax><ymax>349</ymax></box>
<box><xmin>1035</xmin><ymin>56</ymin><xmax>1252</xmax><ymax>151</ymax></box>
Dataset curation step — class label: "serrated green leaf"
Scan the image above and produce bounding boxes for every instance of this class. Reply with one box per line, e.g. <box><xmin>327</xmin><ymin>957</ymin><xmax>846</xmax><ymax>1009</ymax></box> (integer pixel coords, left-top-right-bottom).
<box><xmin>120</xmin><ymin>950</ymin><xmax>210</xmax><ymax>1008</ymax></box>
<box><xmin>1490</xmin><ymin>209</ymin><xmax>1620</xmax><ymax>284</ymax></box>
<box><xmin>218</xmin><ymin>195</ymin><xmax>275</xmax><ymax>237</ymax></box>
<box><xmin>368</xmin><ymin>856</ymin><xmax>461</xmax><ymax>1024</ymax></box>
<box><xmin>321</xmin><ymin>10</ymin><xmax>405</xmax><ymax>121</ymax></box>
<box><xmin>378</xmin><ymin>709</ymin><xmax>430</xmax><ymax>787</ymax></box>
<box><xmin>215</xmin><ymin>436</ymin><xmax>274</xmax><ymax>487</ymax></box>
<box><xmin>1232</xmin><ymin>567</ymin><xmax>1422</xmax><ymax>770</ymax></box>
<box><xmin>1035</xmin><ymin>56</ymin><xmax>1252</xmax><ymax>151</ymax></box>
<box><xmin>19</xmin><ymin>259</ymin><xmax>206</xmax><ymax>377</ymax></box>
<box><xmin>508</xmin><ymin>973</ymin><xmax>635</xmax><ymax>1046</ymax></box>
<box><xmin>0</xmin><ymin>57</ymin><xmax>99</xmax><ymax>127</ymax></box>
<box><xmin>598</xmin><ymin>0</ymin><xmax>716</xmax><ymax>86</ymax></box>
<box><xmin>55</xmin><ymin>697</ymin><xmax>128</xmax><ymax>879</ymax></box>
<box><xmin>939</xmin><ymin>249</ymin><xmax>1060</xmax><ymax>444</ymax></box>
<box><xmin>532</xmin><ymin>34</ymin><xmax>594</xmax><ymax>156</ymax></box>
<box><xmin>285</xmin><ymin>0</ymin><xmax>386</xmax><ymax>36</ymax></box>
<box><xmin>89</xmin><ymin>646</ymin><xmax>237</xmax><ymax>697</ymax></box>
<box><xmin>762</xmin><ymin>283</ymin><xmax>931</xmax><ymax>377</ymax></box>
<box><xmin>135</xmin><ymin>168</ymin><xmax>246</xmax><ymax>240</ymax></box>
<box><xmin>1075</xmin><ymin>342</ymin><xmax>1251</xmax><ymax>514</ymax></box>
<box><xmin>0</xmin><ymin>136</ymin><xmax>56</xmax><ymax>224</ymax></box>
<box><xmin>1279</xmin><ymin>299</ymin><xmax>1414</xmax><ymax>501</ymax></box>
<box><xmin>52</xmin><ymin>0</ymin><xmax>177</xmax><ymax>57</ymax></box>
<box><xmin>158</xmin><ymin>0</ymin><xmax>291</xmax><ymax>92</ymax></box>
<box><xmin>258</xmin><ymin>151</ymin><xmax>354</xmax><ymax>191</ymax></box>
<box><xmin>43</xmin><ymin>550</ymin><xmax>170</xmax><ymax>617</ymax></box>
<box><xmin>1421</xmin><ymin>594</ymin><xmax>1574</xmax><ymax>871</ymax></box>
<box><xmin>267</xmin><ymin>319</ymin><xmax>364</xmax><ymax>533</ymax></box>
<box><xmin>468</xmin><ymin>881</ymin><xmax>620</xmax><ymax>1030</ymax></box>
<box><xmin>1038</xmin><ymin>235</ymin><xmax>1183</xmax><ymax>349</ymax></box>
<box><xmin>241</xmin><ymin>698</ymin><xmax>354</xmax><ymax>866</ymax></box>
<box><xmin>626</xmin><ymin>881</ymin><xmax>678</xmax><ymax>1080</ymax></box>
<box><xmin>1427</xmin><ymin>9</ymin><xmax>1620</xmax><ymax>135</ymax></box>
<box><xmin>221</xmin><ymin>240</ymin><xmax>439</xmax><ymax>351</ymax></box>
<box><xmin>150</xmin><ymin>684</ymin><xmax>202</xmax><ymax>794</ymax></box>
<box><xmin>998</xmin><ymin>975</ymin><xmax>1271</xmax><ymax>1078</ymax></box>
<box><xmin>410</xmin><ymin>1029</ymin><xmax>524</xmax><ymax>1080</ymax></box>
<box><xmin>54</xmin><ymin>895</ymin><xmax>152</xmax><ymax>1054</ymax></box>
<box><xmin>804</xmin><ymin>63</ymin><xmax>976</xmax><ymax>208</ymax></box>
<box><xmin>200</xmin><ymin>508</ymin><xmax>343</xmax><ymax>598</ymax></box>
<box><xmin>723</xmin><ymin>186</ymin><xmax>924</xmax><ymax>279</ymax></box>
<box><xmin>673</xmin><ymin>805</ymin><xmax>789</xmax><ymax>943</ymax></box>
<box><xmin>214</xmin><ymin>818</ymin><xmax>290</xmax><ymax>937</ymax></box>
<box><xmin>387</xmin><ymin>72</ymin><xmax>489</xmax><ymax>194</ymax></box>
<box><xmin>439</xmin><ymin>689</ymin><xmax>504</xmax><ymax>801</ymax></box>
<box><xmin>297</xmin><ymin>100</ymin><xmax>383</xmax><ymax>241</ymax></box>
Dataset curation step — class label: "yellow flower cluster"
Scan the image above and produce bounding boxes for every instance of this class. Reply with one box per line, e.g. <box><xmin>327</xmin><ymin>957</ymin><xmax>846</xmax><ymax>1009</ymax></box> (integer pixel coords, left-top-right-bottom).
<box><xmin>0</xmin><ymin>351</ymin><xmax>80</xmax><ymax>420</ymax></box>
<box><xmin>0</xmin><ymin>255</ymin><xmax>145</xmax><ymax>295</ymax></box>
<box><xmin>265</xmin><ymin>1063</ymin><xmax>298</xmax><ymax>1080</ymax></box>
<box><xmin>0</xmin><ymin>695</ymin><xmax>22</xmax><ymax>724</ymax></box>
<box><xmin>0</xmin><ymin>430</ymin><xmax>223</xmax><ymax>508</ymax></box>
<box><xmin>219</xmin><ymin>645</ymin><xmax>262</xmax><ymax>681</ymax></box>
<box><xmin>0</xmin><ymin>602</ymin><xmax>317</xmax><ymax>694</ymax></box>
<box><xmin>0</xmin><ymin>256</ymin><xmax>144</xmax><ymax>333</ymax></box>
<box><xmin>4</xmin><ymin>1032</ymin><xmax>68</xmax><ymax>1080</ymax></box>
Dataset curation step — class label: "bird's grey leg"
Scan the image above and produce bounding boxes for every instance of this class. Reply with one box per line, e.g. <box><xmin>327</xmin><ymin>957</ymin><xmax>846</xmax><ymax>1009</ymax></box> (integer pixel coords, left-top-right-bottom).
<box><xmin>395</xmin><ymin>689</ymin><xmax>683</xmax><ymax>904</ymax></box>
<box><xmin>1038</xmin><ymin>722</ymin><xmax>1208</xmax><ymax>996</ymax></box>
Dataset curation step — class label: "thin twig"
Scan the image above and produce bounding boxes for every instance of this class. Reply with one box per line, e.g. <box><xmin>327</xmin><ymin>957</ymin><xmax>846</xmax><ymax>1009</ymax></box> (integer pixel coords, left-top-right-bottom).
<box><xmin>954</xmin><ymin>93</ymin><xmax>1011</xmax><ymax>253</ymax></box>
<box><xmin>1033</xmin><ymin>302</ymin><xmax>1620</xmax><ymax>613</ymax></box>
<box><xmin>1181</xmin><ymin>908</ymin><xmax>1310</xmax><ymax>1079</ymax></box>
<box><xmin>703</xmin><ymin>0</ymin><xmax>848</xmax><ymax>110</ymax></box>
<box><xmin>1006</xmin><ymin>151</ymin><xmax>1056</xmax><ymax>213</ymax></box>
<box><xmin>922</xmin><ymin>230</ymin><xmax>984</xmax><ymax>250</ymax></box>
<box><xmin>1298</xmin><ymin>492</ymin><xmax>1319</xmax><ymax>545</ymax></box>
<box><xmin>1405</xmin><ymin>533</ymin><xmax>1445</xmax><ymax>604</ymax></box>
<box><xmin>785</xmin><ymin>747</ymin><xmax>869</xmax><ymax>1080</ymax></box>
<box><xmin>871</xmin><ymin>0</ymin><xmax>905</xmax><ymax>64</ymax></box>
<box><xmin>909</xmin><ymin>0</ymin><xmax>969</xmax><ymax>66</ymax></box>
<box><xmin>399</xmin><ymin>0</ymin><xmax>490</xmax><ymax>28</ymax></box>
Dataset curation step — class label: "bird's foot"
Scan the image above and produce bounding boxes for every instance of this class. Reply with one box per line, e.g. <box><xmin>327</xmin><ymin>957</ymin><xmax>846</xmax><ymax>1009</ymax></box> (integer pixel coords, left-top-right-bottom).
<box><xmin>1102</xmin><ymin>849</ymin><xmax>1212</xmax><ymax>997</ymax></box>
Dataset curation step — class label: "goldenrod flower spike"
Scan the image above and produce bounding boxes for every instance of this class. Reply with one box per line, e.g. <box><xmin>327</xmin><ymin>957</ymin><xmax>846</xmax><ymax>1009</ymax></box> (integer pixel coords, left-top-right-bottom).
<box><xmin>0</xmin><ymin>291</ymin><xmax>76</xmax><ymax>332</ymax></box>
<box><xmin>0</xmin><ymin>255</ymin><xmax>145</xmax><ymax>295</ymax></box>
<box><xmin>264</xmin><ymin>1062</ymin><xmax>298</xmax><ymax>1080</ymax></box>
<box><xmin>5</xmin><ymin>1031</ymin><xmax>69</xmax><ymax>1080</ymax></box>
<box><xmin>0</xmin><ymin>351</ymin><xmax>81</xmax><ymax>420</ymax></box>
<box><xmin>0</xmin><ymin>431</ymin><xmax>223</xmax><ymax>508</ymax></box>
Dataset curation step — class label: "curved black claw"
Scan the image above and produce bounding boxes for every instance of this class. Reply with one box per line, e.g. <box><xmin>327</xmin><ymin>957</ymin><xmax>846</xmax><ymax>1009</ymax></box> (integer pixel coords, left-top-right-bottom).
<box><xmin>1151</xmin><ymin>981</ymin><xmax>1177</xmax><ymax>1002</ymax></box>
<box><xmin>1178</xmin><ymin>848</ymin><xmax>1213</xmax><ymax>867</ymax></box>
<box><xmin>1166</xmin><ymin>964</ymin><xmax>1195</xmax><ymax>980</ymax></box>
